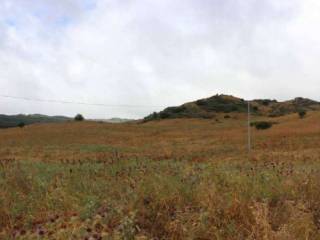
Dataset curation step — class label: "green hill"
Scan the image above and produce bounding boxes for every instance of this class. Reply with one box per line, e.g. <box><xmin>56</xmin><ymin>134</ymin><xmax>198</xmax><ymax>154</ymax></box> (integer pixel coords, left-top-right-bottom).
<box><xmin>0</xmin><ymin>114</ymin><xmax>71</xmax><ymax>128</ymax></box>
<box><xmin>144</xmin><ymin>95</ymin><xmax>320</xmax><ymax>121</ymax></box>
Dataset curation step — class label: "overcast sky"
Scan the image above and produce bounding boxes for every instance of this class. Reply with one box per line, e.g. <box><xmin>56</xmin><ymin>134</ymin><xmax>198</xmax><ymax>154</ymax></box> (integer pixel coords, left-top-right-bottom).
<box><xmin>0</xmin><ymin>0</ymin><xmax>319</xmax><ymax>119</ymax></box>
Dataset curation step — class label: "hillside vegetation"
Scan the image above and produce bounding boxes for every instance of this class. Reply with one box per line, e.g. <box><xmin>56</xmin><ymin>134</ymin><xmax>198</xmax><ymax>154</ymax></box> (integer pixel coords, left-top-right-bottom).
<box><xmin>0</xmin><ymin>114</ymin><xmax>71</xmax><ymax>128</ymax></box>
<box><xmin>0</xmin><ymin>111</ymin><xmax>320</xmax><ymax>239</ymax></box>
<box><xmin>144</xmin><ymin>94</ymin><xmax>320</xmax><ymax>121</ymax></box>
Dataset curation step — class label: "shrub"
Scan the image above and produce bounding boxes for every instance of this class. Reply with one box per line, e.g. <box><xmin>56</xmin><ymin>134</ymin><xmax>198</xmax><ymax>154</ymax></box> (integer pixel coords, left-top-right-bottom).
<box><xmin>159</xmin><ymin>111</ymin><xmax>170</xmax><ymax>119</ymax></box>
<box><xmin>17</xmin><ymin>122</ymin><xmax>25</xmax><ymax>128</ymax></box>
<box><xmin>262</xmin><ymin>100</ymin><xmax>271</xmax><ymax>106</ymax></box>
<box><xmin>74</xmin><ymin>114</ymin><xmax>84</xmax><ymax>121</ymax></box>
<box><xmin>143</xmin><ymin>112</ymin><xmax>159</xmax><ymax>122</ymax></box>
<box><xmin>251</xmin><ymin>121</ymin><xmax>274</xmax><ymax>130</ymax></box>
<box><xmin>298</xmin><ymin>110</ymin><xmax>306</xmax><ymax>119</ymax></box>
<box><xmin>259</xmin><ymin>99</ymin><xmax>277</xmax><ymax>106</ymax></box>
<box><xmin>196</xmin><ymin>95</ymin><xmax>247</xmax><ymax>113</ymax></box>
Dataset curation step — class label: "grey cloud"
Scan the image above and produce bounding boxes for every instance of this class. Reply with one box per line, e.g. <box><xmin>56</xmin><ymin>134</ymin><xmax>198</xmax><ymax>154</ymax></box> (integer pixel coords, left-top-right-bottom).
<box><xmin>0</xmin><ymin>0</ymin><xmax>319</xmax><ymax>119</ymax></box>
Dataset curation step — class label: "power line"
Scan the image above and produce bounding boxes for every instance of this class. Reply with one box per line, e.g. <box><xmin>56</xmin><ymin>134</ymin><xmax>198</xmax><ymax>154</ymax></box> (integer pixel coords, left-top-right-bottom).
<box><xmin>0</xmin><ymin>94</ymin><xmax>166</xmax><ymax>109</ymax></box>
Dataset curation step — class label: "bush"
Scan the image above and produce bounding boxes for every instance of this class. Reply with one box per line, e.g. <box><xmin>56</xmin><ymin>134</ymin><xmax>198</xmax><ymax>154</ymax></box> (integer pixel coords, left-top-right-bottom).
<box><xmin>259</xmin><ymin>99</ymin><xmax>277</xmax><ymax>106</ymax></box>
<box><xmin>17</xmin><ymin>122</ymin><xmax>25</xmax><ymax>128</ymax></box>
<box><xmin>298</xmin><ymin>110</ymin><xmax>306</xmax><ymax>119</ymax></box>
<box><xmin>262</xmin><ymin>100</ymin><xmax>271</xmax><ymax>106</ymax></box>
<box><xmin>74</xmin><ymin>114</ymin><xmax>84</xmax><ymax>121</ymax></box>
<box><xmin>143</xmin><ymin>112</ymin><xmax>159</xmax><ymax>122</ymax></box>
<box><xmin>159</xmin><ymin>111</ymin><xmax>170</xmax><ymax>119</ymax></box>
<box><xmin>251</xmin><ymin>121</ymin><xmax>274</xmax><ymax>130</ymax></box>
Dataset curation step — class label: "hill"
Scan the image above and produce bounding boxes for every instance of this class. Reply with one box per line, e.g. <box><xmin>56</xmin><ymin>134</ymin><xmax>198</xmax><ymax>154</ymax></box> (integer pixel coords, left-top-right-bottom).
<box><xmin>91</xmin><ymin>118</ymin><xmax>135</xmax><ymax>123</ymax></box>
<box><xmin>144</xmin><ymin>94</ymin><xmax>320</xmax><ymax>121</ymax></box>
<box><xmin>0</xmin><ymin>114</ymin><xmax>71</xmax><ymax>128</ymax></box>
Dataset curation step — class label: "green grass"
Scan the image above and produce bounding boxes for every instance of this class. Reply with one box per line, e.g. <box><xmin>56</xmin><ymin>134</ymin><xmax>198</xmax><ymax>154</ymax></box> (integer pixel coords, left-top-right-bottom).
<box><xmin>1</xmin><ymin>158</ymin><xmax>320</xmax><ymax>239</ymax></box>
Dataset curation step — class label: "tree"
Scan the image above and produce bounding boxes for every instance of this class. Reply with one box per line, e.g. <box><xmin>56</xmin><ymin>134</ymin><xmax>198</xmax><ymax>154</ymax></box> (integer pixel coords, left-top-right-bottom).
<box><xmin>18</xmin><ymin>122</ymin><xmax>25</xmax><ymax>128</ymax></box>
<box><xmin>74</xmin><ymin>114</ymin><xmax>84</xmax><ymax>121</ymax></box>
<box><xmin>298</xmin><ymin>110</ymin><xmax>306</xmax><ymax>119</ymax></box>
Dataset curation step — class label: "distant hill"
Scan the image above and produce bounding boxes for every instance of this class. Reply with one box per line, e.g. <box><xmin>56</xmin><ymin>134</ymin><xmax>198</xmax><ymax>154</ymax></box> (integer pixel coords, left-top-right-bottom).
<box><xmin>144</xmin><ymin>94</ymin><xmax>320</xmax><ymax>121</ymax></box>
<box><xmin>91</xmin><ymin>118</ymin><xmax>135</xmax><ymax>123</ymax></box>
<box><xmin>0</xmin><ymin>114</ymin><xmax>71</xmax><ymax>128</ymax></box>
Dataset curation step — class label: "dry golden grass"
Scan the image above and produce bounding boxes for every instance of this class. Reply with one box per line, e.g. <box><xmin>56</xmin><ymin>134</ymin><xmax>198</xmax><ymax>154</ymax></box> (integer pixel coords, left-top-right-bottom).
<box><xmin>0</xmin><ymin>111</ymin><xmax>320</xmax><ymax>239</ymax></box>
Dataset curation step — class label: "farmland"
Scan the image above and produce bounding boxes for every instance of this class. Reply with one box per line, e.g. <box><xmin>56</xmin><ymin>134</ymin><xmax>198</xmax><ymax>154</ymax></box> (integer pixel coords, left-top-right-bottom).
<box><xmin>0</xmin><ymin>112</ymin><xmax>320</xmax><ymax>239</ymax></box>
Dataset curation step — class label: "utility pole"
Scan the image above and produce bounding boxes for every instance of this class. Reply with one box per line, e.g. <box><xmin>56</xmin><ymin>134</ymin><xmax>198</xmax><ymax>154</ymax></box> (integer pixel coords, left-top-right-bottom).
<box><xmin>248</xmin><ymin>100</ymin><xmax>251</xmax><ymax>155</ymax></box>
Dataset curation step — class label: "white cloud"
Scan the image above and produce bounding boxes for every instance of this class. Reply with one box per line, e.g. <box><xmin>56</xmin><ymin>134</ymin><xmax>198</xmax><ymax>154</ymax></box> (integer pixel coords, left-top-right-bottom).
<box><xmin>0</xmin><ymin>0</ymin><xmax>319</xmax><ymax>119</ymax></box>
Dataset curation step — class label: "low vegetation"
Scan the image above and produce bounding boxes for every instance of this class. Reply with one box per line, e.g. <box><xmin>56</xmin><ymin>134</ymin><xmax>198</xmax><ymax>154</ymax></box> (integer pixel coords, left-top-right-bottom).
<box><xmin>17</xmin><ymin>122</ymin><xmax>25</xmax><ymax>128</ymax></box>
<box><xmin>299</xmin><ymin>110</ymin><xmax>307</xmax><ymax>119</ymax></box>
<box><xmin>1</xmin><ymin>157</ymin><xmax>320</xmax><ymax>239</ymax></box>
<box><xmin>251</xmin><ymin>121</ymin><xmax>276</xmax><ymax>130</ymax></box>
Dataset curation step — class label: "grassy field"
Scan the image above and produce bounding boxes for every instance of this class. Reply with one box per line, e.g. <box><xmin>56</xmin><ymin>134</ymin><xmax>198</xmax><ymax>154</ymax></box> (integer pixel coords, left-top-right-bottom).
<box><xmin>0</xmin><ymin>112</ymin><xmax>320</xmax><ymax>239</ymax></box>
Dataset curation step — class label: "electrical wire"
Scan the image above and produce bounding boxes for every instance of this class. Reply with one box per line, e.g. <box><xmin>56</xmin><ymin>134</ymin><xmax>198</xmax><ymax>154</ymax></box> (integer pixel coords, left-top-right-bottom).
<box><xmin>0</xmin><ymin>94</ymin><xmax>166</xmax><ymax>109</ymax></box>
